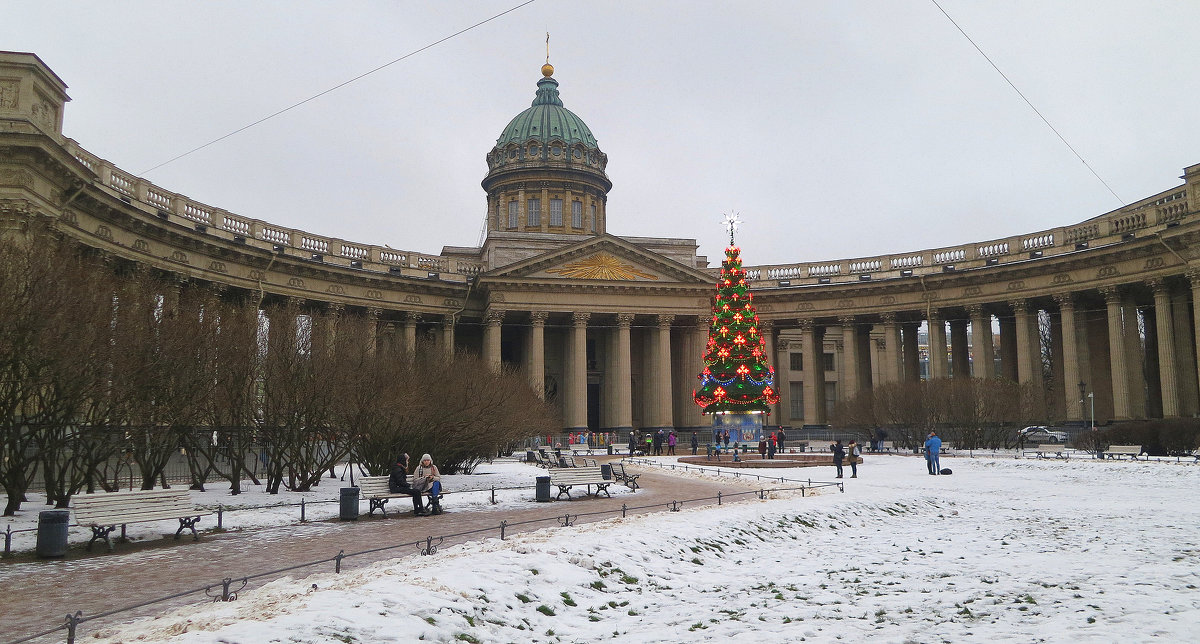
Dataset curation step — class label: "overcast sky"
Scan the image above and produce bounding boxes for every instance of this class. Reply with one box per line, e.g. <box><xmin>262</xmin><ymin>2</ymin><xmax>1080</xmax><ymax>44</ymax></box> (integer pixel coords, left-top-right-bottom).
<box><xmin>7</xmin><ymin>1</ymin><xmax>1199</xmax><ymax>267</ymax></box>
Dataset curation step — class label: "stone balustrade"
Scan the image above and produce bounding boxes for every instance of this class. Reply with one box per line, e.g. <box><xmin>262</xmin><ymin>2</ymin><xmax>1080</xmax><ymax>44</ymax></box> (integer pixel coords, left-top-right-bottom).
<box><xmin>64</xmin><ymin>139</ymin><xmax>476</xmax><ymax>282</ymax></box>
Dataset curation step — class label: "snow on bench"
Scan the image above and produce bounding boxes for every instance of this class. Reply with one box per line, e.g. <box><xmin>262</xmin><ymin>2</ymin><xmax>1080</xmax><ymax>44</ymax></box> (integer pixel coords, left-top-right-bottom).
<box><xmin>1023</xmin><ymin>444</ymin><xmax>1068</xmax><ymax>459</ymax></box>
<box><xmin>71</xmin><ymin>488</ymin><xmax>209</xmax><ymax>552</ymax></box>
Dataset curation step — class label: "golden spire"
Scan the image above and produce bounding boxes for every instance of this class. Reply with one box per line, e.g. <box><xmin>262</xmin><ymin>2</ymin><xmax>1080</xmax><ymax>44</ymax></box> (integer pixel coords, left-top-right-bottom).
<box><xmin>541</xmin><ymin>32</ymin><xmax>554</xmax><ymax>77</ymax></box>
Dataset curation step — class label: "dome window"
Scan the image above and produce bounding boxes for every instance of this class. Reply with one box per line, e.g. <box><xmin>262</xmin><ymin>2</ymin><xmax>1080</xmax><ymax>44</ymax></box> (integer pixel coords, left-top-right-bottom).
<box><xmin>527</xmin><ymin>198</ymin><xmax>541</xmax><ymax>227</ymax></box>
<box><xmin>507</xmin><ymin>201</ymin><xmax>518</xmax><ymax>229</ymax></box>
<box><xmin>551</xmin><ymin>145</ymin><xmax>562</xmax><ymax>156</ymax></box>
<box><xmin>550</xmin><ymin>199</ymin><xmax>563</xmax><ymax>226</ymax></box>
<box><xmin>573</xmin><ymin>149</ymin><xmax>582</xmax><ymax>160</ymax></box>
<box><xmin>572</xmin><ymin>201</ymin><xmax>583</xmax><ymax>228</ymax></box>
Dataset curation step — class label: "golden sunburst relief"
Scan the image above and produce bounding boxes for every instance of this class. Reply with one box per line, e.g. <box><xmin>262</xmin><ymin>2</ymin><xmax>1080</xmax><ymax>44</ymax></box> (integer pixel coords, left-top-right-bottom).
<box><xmin>545</xmin><ymin>253</ymin><xmax>659</xmax><ymax>280</ymax></box>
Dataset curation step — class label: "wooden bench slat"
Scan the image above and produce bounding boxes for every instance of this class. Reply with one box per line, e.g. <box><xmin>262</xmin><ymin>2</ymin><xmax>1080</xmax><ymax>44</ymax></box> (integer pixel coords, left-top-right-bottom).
<box><xmin>70</xmin><ymin>488</ymin><xmax>208</xmax><ymax>551</ymax></box>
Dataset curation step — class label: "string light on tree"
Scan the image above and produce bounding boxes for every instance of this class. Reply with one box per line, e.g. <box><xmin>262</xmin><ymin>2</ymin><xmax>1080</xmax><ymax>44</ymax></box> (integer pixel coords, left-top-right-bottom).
<box><xmin>693</xmin><ymin>213</ymin><xmax>779</xmax><ymax>419</ymax></box>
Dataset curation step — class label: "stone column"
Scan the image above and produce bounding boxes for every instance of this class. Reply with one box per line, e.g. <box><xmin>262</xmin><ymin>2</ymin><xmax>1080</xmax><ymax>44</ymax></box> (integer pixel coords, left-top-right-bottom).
<box><xmin>1102</xmin><ymin>286</ymin><xmax>1131</xmax><ymax>420</ymax></box>
<box><xmin>1172</xmin><ymin>290</ymin><xmax>1199</xmax><ymax>416</ymax></box>
<box><xmin>564</xmin><ymin>312</ymin><xmax>590</xmax><ymax>431</ymax></box>
<box><xmin>440</xmin><ymin>314</ymin><xmax>455</xmax><ymax>360</ymax></box>
<box><xmin>902</xmin><ymin>322</ymin><xmax>920</xmax><ymax>381</ymax></box>
<box><xmin>611</xmin><ymin>314</ymin><xmax>634</xmax><ymax>431</ymax></box>
<box><xmin>316</xmin><ymin>303</ymin><xmax>343</xmax><ymax>362</ymax></box>
<box><xmin>776</xmin><ymin>339</ymin><xmax>793</xmax><ymax>425</ymax></box>
<box><xmin>949</xmin><ymin>318</ymin><xmax>970</xmax><ymax>378</ymax></box>
<box><xmin>760</xmin><ymin>320</ymin><xmax>777</xmax><ymax>419</ymax></box>
<box><xmin>1150</xmin><ymin>279</ymin><xmax>1180</xmax><ymax>417</ymax></box>
<box><xmin>683</xmin><ymin>315</ymin><xmax>709</xmax><ymax>430</ymax></box>
<box><xmin>482</xmin><ymin>309</ymin><xmax>504</xmax><ymax>371</ymax></box>
<box><xmin>839</xmin><ymin>317</ymin><xmax>860</xmax><ymax>402</ymax></box>
<box><xmin>527</xmin><ymin>311</ymin><xmax>547</xmax><ymax>398</ymax></box>
<box><xmin>1054</xmin><ymin>294</ymin><xmax>1083</xmax><ymax>422</ymax></box>
<box><xmin>401</xmin><ymin>311</ymin><xmax>419</xmax><ymax>359</ymax></box>
<box><xmin>366</xmin><ymin>307</ymin><xmax>381</xmax><ymax>355</ymax></box>
<box><xmin>880</xmin><ymin>313</ymin><xmax>902</xmax><ymax>384</ymax></box>
<box><xmin>1122</xmin><ymin>300</ymin><xmax>1145</xmax><ymax>418</ymax></box>
<box><xmin>968</xmin><ymin>305</ymin><xmax>994</xmax><ymax>379</ymax></box>
<box><xmin>927</xmin><ymin>311</ymin><xmax>948</xmax><ymax>380</ymax></box>
<box><xmin>650</xmin><ymin>314</ymin><xmax>674</xmax><ymax>429</ymax></box>
<box><xmin>1011</xmin><ymin>300</ymin><xmax>1036</xmax><ymax>386</ymax></box>
<box><xmin>801</xmin><ymin>321</ymin><xmax>825</xmax><ymax>425</ymax></box>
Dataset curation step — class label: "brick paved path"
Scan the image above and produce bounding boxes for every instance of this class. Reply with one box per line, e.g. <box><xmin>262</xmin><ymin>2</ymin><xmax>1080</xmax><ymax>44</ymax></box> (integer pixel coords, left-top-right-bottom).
<box><xmin>1</xmin><ymin>464</ymin><xmax>763</xmax><ymax>643</ymax></box>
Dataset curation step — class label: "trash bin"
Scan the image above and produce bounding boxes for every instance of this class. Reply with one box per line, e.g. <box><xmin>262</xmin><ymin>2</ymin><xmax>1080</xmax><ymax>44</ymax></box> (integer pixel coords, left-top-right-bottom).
<box><xmin>607</xmin><ymin>445</ymin><xmax>614</xmax><ymax>455</ymax></box>
<box><xmin>535</xmin><ymin>476</ymin><xmax>551</xmax><ymax>502</ymax></box>
<box><xmin>36</xmin><ymin>509</ymin><xmax>70</xmax><ymax>558</ymax></box>
<box><xmin>339</xmin><ymin>487</ymin><xmax>360</xmax><ymax>521</ymax></box>
<box><xmin>601</xmin><ymin>464</ymin><xmax>613</xmax><ymax>480</ymax></box>
<box><xmin>526</xmin><ymin>450</ymin><xmax>536</xmax><ymax>463</ymax></box>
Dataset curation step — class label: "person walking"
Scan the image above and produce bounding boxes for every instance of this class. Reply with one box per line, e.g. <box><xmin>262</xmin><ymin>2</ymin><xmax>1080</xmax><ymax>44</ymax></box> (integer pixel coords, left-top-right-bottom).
<box><xmin>924</xmin><ymin>432</ymin><xmax>942</xmax><ymax>475</ymax></box>
<box><xmin>847</xmin><ymin>439</ymin><xmax>860</xmax><ymax>478</ymax></box>
<box><xmin>767</xmin><ymin>432</ymin><xmax>777</xmax><ymax>460</ymax></box>
<box><xmin>723</xmin><ymin>430</ymin><xmax>731</xmax><ymax>450</ymax></box>
<box><xmin>646</xmin><ymin>433</ymin><xmax>653</xmax><ymax>455</ymax></box>
<box><xmin>690</xmin><ymin>431</ymin><xmax>699</xmax><ymax>455</ymax></box>
<box><xmin>831</xmin><ymin>440</ymin><xmax>845</xmax><ymax>478</ymax></box>
<box><xmin>667</xmin><ymin>431</ymin><xmax>677</xmax><ymax>455</ymax></box>
<box><xmin>628</xmin><ymin>430</ymin><xmax>637</xmax><ymax>457</ymax></box>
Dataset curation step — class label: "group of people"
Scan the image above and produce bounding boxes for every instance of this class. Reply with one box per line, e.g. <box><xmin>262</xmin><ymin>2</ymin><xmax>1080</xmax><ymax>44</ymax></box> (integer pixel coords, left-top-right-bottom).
<box><xmin>829</xmin><ymin>439</ymin><xmax>862</xmax><ymax>478</ymax></box>
<box><xmin>388</xmin><ymin>453</ymin><xmax>443</xmax><ymax>516</ymax></box>
<box><xmin>756</xmin><ymin>432</ymin><xmax>785</xmax><ymax>459</ymax></box>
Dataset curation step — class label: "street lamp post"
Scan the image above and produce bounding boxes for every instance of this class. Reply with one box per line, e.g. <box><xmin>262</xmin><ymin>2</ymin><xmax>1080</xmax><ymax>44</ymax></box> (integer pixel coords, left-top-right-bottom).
<box><xmin>1077</xmin><ymin>381</ymin><xmax>1087</xmax><ymax>422</ymax></box>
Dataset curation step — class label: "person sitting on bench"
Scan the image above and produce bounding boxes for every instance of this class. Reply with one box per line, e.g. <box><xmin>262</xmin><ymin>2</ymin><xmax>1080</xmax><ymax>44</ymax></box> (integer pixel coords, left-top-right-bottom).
<box><xmin>412</xmin><ymin>453</ymin><xmax>443</xmax><ymax>515</ymax></box>
<box><xmin>389</xmin><ymin>453</ymin><xmax>429</xmax><ymax>516</ymax></box>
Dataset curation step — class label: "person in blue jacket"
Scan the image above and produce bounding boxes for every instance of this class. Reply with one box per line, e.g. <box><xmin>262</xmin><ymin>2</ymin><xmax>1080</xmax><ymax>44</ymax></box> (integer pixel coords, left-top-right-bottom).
<box><xmin>924</xmin><ymin>432</ymin><xmax>942</xmax><ymax>475</ymax></box>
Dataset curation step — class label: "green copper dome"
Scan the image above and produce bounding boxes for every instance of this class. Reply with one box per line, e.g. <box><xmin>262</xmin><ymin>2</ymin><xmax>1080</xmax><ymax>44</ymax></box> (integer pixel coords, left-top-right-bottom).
<box><xmin>495</xmin><ymin>76</ymin><xmax>599</xmax><ymax>149</ymax></box>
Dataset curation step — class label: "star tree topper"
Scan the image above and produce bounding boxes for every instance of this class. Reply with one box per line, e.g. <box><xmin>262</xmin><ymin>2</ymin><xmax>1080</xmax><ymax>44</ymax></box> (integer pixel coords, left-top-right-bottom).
<box><xmin>722</xmin><ymin>212</ymin><xmax>743</xmax><ymax>246</ymax></box>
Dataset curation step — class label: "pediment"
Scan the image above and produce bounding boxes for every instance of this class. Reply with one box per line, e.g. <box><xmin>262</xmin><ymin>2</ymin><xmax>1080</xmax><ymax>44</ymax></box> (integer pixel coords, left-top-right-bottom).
<box><xmin>482</xmin><ymin>234</ymin><xmax>712</xmax><ymax>284</ymax></box>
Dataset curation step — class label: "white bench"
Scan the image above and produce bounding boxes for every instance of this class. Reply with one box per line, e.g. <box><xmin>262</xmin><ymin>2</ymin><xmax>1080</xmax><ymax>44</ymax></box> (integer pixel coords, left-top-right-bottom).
<box><xmin>1023</xmin><ymin>444</ymin><xmax>1068</xmax><ymax>459</ymax></box>
<box><xmin>876</xmin><ymin>441</ymin><xmax>896</xmax><ymax>453</ymax></box>
<box><xmin>72</xmin><ymin>488</ymin><xmax>209</xmax><ymax>552</ymax></box>
<box><xmin>358</xmin><ymin>476</ymin><xmax>439</xmax><ymax>517</ymax></box>
<box><xmin>547</xmin><ymin>466</ymin><xmax>612</xmax><ymax>499</ymax></box>
<box><xmin>568</xmin><ymin>443</ymin><xmax>596</xmax><ymax>455</ymax></box>
<box><xmin>1103</xmin><ymin>445</ymin><xmax>1143</xmax><ymax>460</ymax></box>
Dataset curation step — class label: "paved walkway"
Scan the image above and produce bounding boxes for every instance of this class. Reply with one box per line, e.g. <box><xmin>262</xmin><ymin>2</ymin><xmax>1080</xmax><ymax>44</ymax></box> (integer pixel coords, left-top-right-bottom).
<box><xmin>2</xmin><ymin>463</ymin><xmax>763</xmax><ymax>643</ymax></box>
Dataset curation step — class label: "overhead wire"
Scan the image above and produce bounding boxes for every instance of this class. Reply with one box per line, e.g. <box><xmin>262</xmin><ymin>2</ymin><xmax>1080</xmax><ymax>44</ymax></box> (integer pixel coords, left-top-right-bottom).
<box><xmin>929</xmin><ymin>0</ymin><xmax>1125</xmax><ymax>205</ymax></box>
<box><xmin>138</xmin><ymin>0</ymin><xmax>537</xmax><ymax>176</ymax></box>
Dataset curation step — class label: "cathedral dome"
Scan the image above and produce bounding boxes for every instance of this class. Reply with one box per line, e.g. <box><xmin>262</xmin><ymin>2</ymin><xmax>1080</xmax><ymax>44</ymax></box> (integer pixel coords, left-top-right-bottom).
<box><xmin>494</xmin><ymin>75</ymin><xmax>599</xmax><ymax>150</ymax></box>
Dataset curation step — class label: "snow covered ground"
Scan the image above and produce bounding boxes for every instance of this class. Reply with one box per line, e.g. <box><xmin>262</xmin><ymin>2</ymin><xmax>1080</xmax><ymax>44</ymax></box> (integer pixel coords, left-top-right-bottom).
<box><xmin>80</xmin><ymin>454</ymin><xmax>1199</xmax><ymax>643</ymax></box>
<box><xmin>1</xmin><ymin>460</ymin><xmax>560</xmax><ymax>553</ymax></box>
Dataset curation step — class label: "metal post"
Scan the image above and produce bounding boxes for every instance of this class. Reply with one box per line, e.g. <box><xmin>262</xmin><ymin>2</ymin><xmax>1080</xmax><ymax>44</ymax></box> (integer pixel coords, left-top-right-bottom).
<box><xmin>335</xmin><ymin>550</ymin><xmax>345</xmax><ymax>573</ymax></box>
<box><xmin>300</xmin><ymin>498</ymin><xmax>306</xmax><ymax>522</ymax></box>
<box><xmin>491</xmin><ymin>486</ymin><xmax>496</xmax><ymax>504</ymax></box>
<box><xmin>500</xmin><ymin>520</ymin><xmax>508</xmax><ymax>540</ymax></box>
<box><xmin>3</xmin><ymin>525</ymin><xmax>11</xmax><ymax>556</ymax></box>
<box><xmin>217</xmin><ymin>505</ymin><xmax>224</xmax><ymax>530</ymax></box>
<box><xmin>621</xmin><ymin>503</ymin><xmax>627</xmax><ymax>518</ymax></box>
<box><xmin>66</xmin><ymin>611</ymin><xmax>83</xmax><ymax>644</ymax></box>
<box><xmin>717</xmin><ymin>492</ymin><xmax>722</xmax><ymax>506</ymax></box>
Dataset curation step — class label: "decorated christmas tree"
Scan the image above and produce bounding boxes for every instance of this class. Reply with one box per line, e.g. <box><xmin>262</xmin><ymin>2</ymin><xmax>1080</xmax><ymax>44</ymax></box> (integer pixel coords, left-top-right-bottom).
<box><xmin>694</xmin><ymin>215</ymin><xmax>779</xmax><ymax>418</ymax></box>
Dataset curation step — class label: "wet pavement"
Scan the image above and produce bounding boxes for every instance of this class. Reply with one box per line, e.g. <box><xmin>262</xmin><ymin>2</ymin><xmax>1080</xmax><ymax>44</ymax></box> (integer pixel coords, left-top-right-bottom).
<box><xmin>2</xmin><ymin>463</ymin><xmax>762</xmax><ymax>643</ymax></box>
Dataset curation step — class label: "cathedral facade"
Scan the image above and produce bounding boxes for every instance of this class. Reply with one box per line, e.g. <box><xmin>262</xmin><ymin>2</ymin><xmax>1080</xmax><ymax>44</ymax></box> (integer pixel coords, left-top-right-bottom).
<box><xmin>4</xmin><ymin>51</ymin><xmax>1200</xmax><ymax>433</ymax></box>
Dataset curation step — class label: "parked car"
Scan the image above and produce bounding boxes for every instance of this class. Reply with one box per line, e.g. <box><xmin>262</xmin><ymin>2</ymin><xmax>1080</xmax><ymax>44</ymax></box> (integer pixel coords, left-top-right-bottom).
<box><xmin>1018</xmin><ymin>426</ymin><xmax>1069</xmax><ymax>443</ymax></box>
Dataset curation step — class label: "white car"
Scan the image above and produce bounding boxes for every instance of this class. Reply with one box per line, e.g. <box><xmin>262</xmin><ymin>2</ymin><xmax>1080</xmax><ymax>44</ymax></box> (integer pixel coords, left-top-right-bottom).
<box><xmin>1018</xmin><ymin>426</ymin><xmax>1069</xmax><ymax>443</ymax></box>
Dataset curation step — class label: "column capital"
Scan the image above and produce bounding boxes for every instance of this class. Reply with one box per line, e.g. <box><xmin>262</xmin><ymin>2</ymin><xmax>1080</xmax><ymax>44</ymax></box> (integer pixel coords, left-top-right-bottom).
<box><xmin>1099</xmin><ymin>285</ymin><xmax>1122</xmax><ymax>304</ymax></box>
<box><xmin>694</xmin><ymin>314</ymin><xmax>711</xmax><ymax>331</ymax></box>
<box><xmin>927</xmin><ymin>309</ymin><xmax>942</xmax><ymax>323</ymax></box>
<box><xmin>879</xmin><ymin>312</ymin><xmax>896</xmax><ymax>324</ymax></box>
<box><xmin>442</xmin><ymin>313</ymin><xmax>456</xmax><ymax>327</ymax></box>
<box><xmin>798</xmin><ymin>319</ymin><xmax>814</xmax><ymax>332</ymax></box>
<box><xmin>758</xmin><ymin>318</ymin><xmax>773</xmax><ymax>332</ymax></box>
<box><xmin>1008</xmin><ymin>299</ymin><xmax>1027</xmax><ymax>315</ymax></box>
<box><xmin>325</xmin><ymin>303</ymin><xmax>345</xmax><ymax>317</ymax></box>
<box><xmin>1187</xmin><ymin>268</ymin><xmax>1200</xmax><ymax>285</ymax></box>
<box><xmin>966</xmin><ymin>304</ymin><xmax>987</xmax><ymax>318</ymax></box>
<box><xmin>615</xmin><ymin>312</ymin><xmax>635</xmax><ymax>327</ymax></box>
<box><xmin>366</xmin><ymin>307</ymin><xmax>382</xmax><ymax>320</ymax></box>
<box><xmin>777</xmin><ymin>338</ymin><xmax>791</xmax><ymax>351</ymax></box>
<box><xmin>403</xmin><ymin>310</ymin><xmax>422</xmax><ymax>324</ymax></box>
<box><xmin>529</xmin><ymin>310</ymin><xmax>549</xmax><ymax>326</ymax></box>
<box><xmin>655</xmin><ymin>314</ymin><xmax>674</xmax><ymax>328</ymax></box>
<box><xmin>485</xmin><ymin>309</ymin><xmax>506</xmax><ymax>326</ymax></box>
<box><xmin>839</xmin><ymin>315</ymin><xmax>856</xmax><ymax>327</ymax></box>
<box><xmin>571</xmin><ymin>311</ymin><xmax>590</xmax><ymax>327</ymax></box>
<box><xmin>287</xmin><ymin>296</ymin><xmax>307</xmax><ymax>310</ymax></box>
<box><xmin>1146</xmin><ymin>277</ymin><xmax>1168</xmax><ymax>296</ymax></box>
<box><xmin>1052</xmin><ymin>292</ymin><xmax>1075</xmax><ymax>310</ymax></box>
